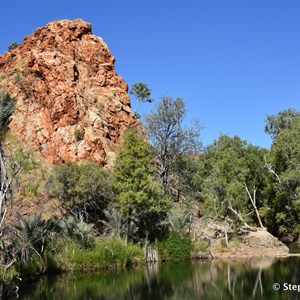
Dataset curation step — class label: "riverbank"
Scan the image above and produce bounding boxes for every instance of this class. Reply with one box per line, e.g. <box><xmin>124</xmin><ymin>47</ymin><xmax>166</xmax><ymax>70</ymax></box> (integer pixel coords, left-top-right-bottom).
<box><xmin>1</xmin><ymin>226</ymin><xmax>295</xmax><ymax>298</ymax></box>
<box><xmin>17</xmin><ymin>256</ymin><xmax>300</xmax><ymax>299</ymax></box>
<box><xmin>208</xmin><ymin>228</ymin><xmax>290</xmax><ymax>259</ymax></box>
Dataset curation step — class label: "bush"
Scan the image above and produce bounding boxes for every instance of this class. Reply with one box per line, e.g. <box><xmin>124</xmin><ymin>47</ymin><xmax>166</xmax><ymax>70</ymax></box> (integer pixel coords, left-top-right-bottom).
<box><xmin>46</xmin><ymin>162</ymin><xmax>114</xmax><ymax>222</ymax></box>
<box><xmin>157</xmin><ymin>232</ymin><xmax>192</xmax><ymax>262</ymax></box>
<box><xmin>191</xmin><ymin>239</ymin><xmax>208</xmax><ymax>253</ymax></box>
<box><xmin>0</xmin><ymin>266</ymin><xmax>19</xmax><ymax>284</ymax></box>
<box><xmin>74</xmin><ymin>129</ymin><xmax>84</xmax><ymax>141</ymax></box>
<box><xmin>58</xmin><ymin>237</ymin><xmax>144</xmax><ymax>270</ymax></box>
<box><xmin>17</xmin><ymin>254</ymin><xmax>46</xmax><ymax>280</ymax></box>
<box><xmin>8</xmin><ymin>42</ymin><xmax>18</xmax><ymax>52</ymax></box>
<box><xmin>60</xmin><ymin>216</ymin><xmax>95</xmax><ymax>248</ymax></box>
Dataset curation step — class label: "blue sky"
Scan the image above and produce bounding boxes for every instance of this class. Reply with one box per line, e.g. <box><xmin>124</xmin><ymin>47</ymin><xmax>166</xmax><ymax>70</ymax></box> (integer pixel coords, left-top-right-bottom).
<box><xmin>1</xmin><ymin>1</ymin><xmax>300</xmax><ymax>149</ymax></box>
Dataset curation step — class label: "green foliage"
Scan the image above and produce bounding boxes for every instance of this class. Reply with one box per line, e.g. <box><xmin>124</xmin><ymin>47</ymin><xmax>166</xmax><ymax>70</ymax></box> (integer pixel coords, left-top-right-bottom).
<box><xmin>60</xmin><ymin>216</ymin><xmax>95</xmax><ymax>248</ymax></box>
<box><xmin>8</xmin><ymin>42</ymin><xmax>18</xmax><ymax>52</ymax></box>
<box><xmin>0</xmin><ymin>91</ymin><xmax>16</xmax><ymax>140</ymax></box>
<box><xmin>12</xmin><ymin>213</ymin><xmax>56</xmax><ymax>264</ymax></box>
<box><xmin>191</xmin><ymin>239</ymin><xmax>208</xmax><ymax>254</ymax></box>
<box><xmin>98</xmin><ymin>102</ymin><xmax>105</xmax><ymax>111</ymax></box>
<box><xmin>113</xmin><ymin>127</ymin><xmax>168</xmax><ymax>242</ymax></box>
<box><xmin>101</xmin><ymin>207</ymin><xmax>125</xmax><ymax>238</ymax></box>
<box><xmin>17</xmin><ymin>253</ymin><xmax>47</xmax><ymax>280</ymax></box>
<box><xmin>145</xmin><ymin>96</ymin><xmax>201</xmax><ymax>196</ymax></box>
<box><xmin>6</xmin><ymin>146</ymin><xmax>44</xmax><ymax>201</ymax></box>
<box><xmin>62</xmin><ymin>237</ymin><xmax>144</xmax><ymax>270</ymax></box>
<box><xmin>0</xmin><ymin>265</ymin><xmax>19</xmax><ymax>284</ymax></box>
<box><xmin>161</xmin><ymin>205</ymin><xmax>190</xmax><ymax>236</ymax></box>
<box><xmin>8</xmin><ymin>146</ymin><xmax>38</xmax><ymax>172</ymax></box>
<box><xmin>265</xmin><ymin>108</ymin><xmax>300</xmax><ymax>139</ymax></box>
<box><xmin>130</xmin><ymin>82</ymin><xmax>152</xmax><ymax>103</ymax></box>
<box><xmin>194</xmin><ymin>134</ymin><xmax>268</xmax><ymax>227</ymax></box>
<box><xmin>130</xmin><ymin>82</ymin><xmax>152</xmax><ymax>113</ymax></box>
<box><xmin>157</xmin><ymin>232</ymin><xmax>192</xmax><ymax>262</ymax></box>
<box><xmin>262</xmin><ymin>112</ymin><xmax>300</xmax><ymax>237</ymax></box>
<box><xmin>46</xmin><ymin>161</ymin><xmax>113</xmax><ymax>222</ymax></box>
<box><xmin>74</xmin><ymin>129</ymin><xmax>85</xmax><ymax>141</ymax></box>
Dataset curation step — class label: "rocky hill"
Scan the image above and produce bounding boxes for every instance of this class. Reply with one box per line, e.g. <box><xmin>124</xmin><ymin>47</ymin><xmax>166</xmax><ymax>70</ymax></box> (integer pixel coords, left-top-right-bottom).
<box><xmin>0</xmin><ymin>19</ymin><xmax>139</xmax><ymax>167</ymax></box>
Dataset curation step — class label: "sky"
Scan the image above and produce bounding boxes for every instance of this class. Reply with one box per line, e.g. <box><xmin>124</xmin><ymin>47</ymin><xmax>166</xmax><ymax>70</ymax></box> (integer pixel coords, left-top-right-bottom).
<box><xmin>1</xmin><ymin>0</ymin><xmax>300</xmax><ymax>149</ymax></box>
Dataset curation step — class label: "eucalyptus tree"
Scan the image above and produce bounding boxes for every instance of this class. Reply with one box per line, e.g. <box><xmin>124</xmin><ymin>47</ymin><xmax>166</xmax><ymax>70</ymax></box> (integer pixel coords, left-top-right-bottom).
<box><xmin>264</xmin><ymin>108</ymin><xmax>300</xmax><ymax>139</ymax></box>
<box><xmin>263</xmin><ymin>110</ymin><xmax>300</xmax><ymax>237</ymax></box>
<box><xmin>196</xmin><ymin>134</ymin><xmax>268</xmax><ymax>229</ymax></box>
<box><xmin>145</xmin><ymin>96</ymin><xmax>201</xmax><ymax>197</ymax></box>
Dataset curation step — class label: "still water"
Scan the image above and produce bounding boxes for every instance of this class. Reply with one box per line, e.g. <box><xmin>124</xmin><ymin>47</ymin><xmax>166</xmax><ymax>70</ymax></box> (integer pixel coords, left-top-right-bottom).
<box><xmin>19</xmin><ymin>257</ymin><xmax>300</xmax><ymax>300</ymax></box>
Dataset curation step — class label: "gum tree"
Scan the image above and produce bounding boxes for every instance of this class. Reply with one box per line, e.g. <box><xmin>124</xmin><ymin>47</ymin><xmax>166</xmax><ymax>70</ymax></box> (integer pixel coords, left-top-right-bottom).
<box><xmin>145</xmin><ymin>96</ymin><xmax>201</xmax><ymax>197</ymax></box>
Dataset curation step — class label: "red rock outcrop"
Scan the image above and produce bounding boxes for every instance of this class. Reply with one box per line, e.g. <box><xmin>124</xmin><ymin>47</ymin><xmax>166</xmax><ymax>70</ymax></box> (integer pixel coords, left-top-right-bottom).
<box><xmin>0</xmin><ymin>19</ymin><xmax>139</xmax><ymax>166</ymax></box>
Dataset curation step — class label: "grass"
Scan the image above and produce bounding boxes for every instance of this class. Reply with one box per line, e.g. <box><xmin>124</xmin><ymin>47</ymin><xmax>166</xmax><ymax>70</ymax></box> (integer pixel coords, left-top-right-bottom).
<box><xmin>1</xmin><ymin>236</ymin><xmax>144</xmax><ymax>286</ymax></box>
<box><xmin>191</xmin><ymin>239</ymin><xmax>209</xmax><ymax>255</ymax></box>
<box><xmin>15</xmin><ymin>58</ymin><xmax>27</xmax><ymax>69</ymax></box>
<box><xmin>50</xmin><ymin>237</ymin><xmax>144</xmax><ymax>271</ymax></box>
<box><xmin>0</xmin><ymin>266</ymin><xmax>19</xmax><ymax>284</ymax></box>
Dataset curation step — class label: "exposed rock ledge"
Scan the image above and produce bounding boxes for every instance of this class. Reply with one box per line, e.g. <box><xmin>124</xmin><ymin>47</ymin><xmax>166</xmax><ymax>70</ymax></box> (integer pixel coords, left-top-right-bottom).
<box><xmin>192</xmin><ymin>217</ymin><xmax>290</xmax><ymax>259</ymax></box>
<box><xmin>0</xmin><ymin>19</ymin><xmax>140</xmax><ymax>167</ymax></box>
<box><xmin>209</xmin><ymin>229</ymin><xmax>290</xmax><ymax>259</ymax></box>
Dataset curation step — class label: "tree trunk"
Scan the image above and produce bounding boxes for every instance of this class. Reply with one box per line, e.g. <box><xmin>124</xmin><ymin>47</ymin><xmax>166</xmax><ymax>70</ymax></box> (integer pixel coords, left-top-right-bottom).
<box><xmin>225</xmin><ymin>229</ymin><xmax>229</xmax><ymax>247</ymax></box>
<box><xmin>244</xmin><ymin>183</ymin><xmax>264</xmax><ymax>229</ymax></box>
<box><xmin>125</xmin><ymin>217</ymin><xmax>131</xmax><ymax>245</ymax></box>
<box><xmin>227</xmin><ymin>199</ymin><xmax>253</xmax><ymax>230</ymax></box>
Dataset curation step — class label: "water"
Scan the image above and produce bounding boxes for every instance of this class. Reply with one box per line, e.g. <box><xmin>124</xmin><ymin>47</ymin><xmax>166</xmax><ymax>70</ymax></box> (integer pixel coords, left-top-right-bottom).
<box><xmin>19</xmin><ymin>257</ymin><xmax>300</xmax><ymax>300</ymax></box>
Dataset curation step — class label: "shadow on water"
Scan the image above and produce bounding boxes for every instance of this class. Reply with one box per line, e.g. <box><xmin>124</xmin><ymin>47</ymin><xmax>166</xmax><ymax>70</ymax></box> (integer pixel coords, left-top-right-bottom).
<box><xmin>19</xmin><ymin>257</ymin><xmax>300</xmax><ymax>300</ymax></box>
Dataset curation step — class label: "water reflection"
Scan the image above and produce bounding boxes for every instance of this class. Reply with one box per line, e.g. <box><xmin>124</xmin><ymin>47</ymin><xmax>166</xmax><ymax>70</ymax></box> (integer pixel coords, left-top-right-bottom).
<box><xmin>19</xmin><ymin>257</ymin><xmax>300</xmax><ymax>300</ymax></box>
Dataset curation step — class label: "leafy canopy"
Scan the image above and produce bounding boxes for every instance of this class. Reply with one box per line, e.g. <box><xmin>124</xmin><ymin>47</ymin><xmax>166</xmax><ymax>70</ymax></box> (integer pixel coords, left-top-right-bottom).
<box><xmin>114</xmin><ymin>128</ymin><xmax>165</xmax><ymax>217</ymax></box>
<box><xmin>113</xmin><ymin>127</ymin><xmax>168</xmax><ymax>241</ymax></box>
<box><xmin>262</xmin><ymin>111</ymin><xmax>300</xmax><ymax>236</ymax></box>
<box><xmin>145</xmin><ymin>96</ymin><xmax>201</xmax><ymax>196</ymax></box>
<box><xmin>265</xmin><ymin>108</ymin><xmax>300</xmax><ymax>139</ymax></box>
<box><xmin>129</xmin><ymin>82</ymin><xmax>152</xmax><ymax>104</ymax></box>
<box><xmin>46</xmin><ymin>161</ymin><xmax>113</xmax><ymax>222</ymax></box>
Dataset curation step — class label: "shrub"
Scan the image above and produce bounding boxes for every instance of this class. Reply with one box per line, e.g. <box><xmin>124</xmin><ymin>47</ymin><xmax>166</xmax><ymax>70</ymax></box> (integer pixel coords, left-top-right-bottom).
<box><xmin>59</xmin><ymin>216</ymin><xmax>95</xmax><ymax>248</ymax></box>
<box><xmin>8</xmin><ymin>42</ymin><xmax>18</xmax><ymax>52</ymax></box>
<box><xmin>74</xmin><ymin>129</ymin><xmax>85</xmax><ymax>141</ymax></box>
<box><xmin>157</xmin><ymin>232</ymin><xmax>192</xmax><ymax>262</ymax></box>
<box><xmin>98</xmin><ymin>102</ymin><xmax>105</xmax><ymax>110</ymax></box>
<box><xmin>0</xmin><ymin>265</ymin><xmax>19</xmax><ymax>284</ymax></box>
<box><xmin>191</xmin><ymin>239</ymin><xmax>209</xmax><ymax>256</ymax></box>
<box><xmin>46</xmin><ymin>161</ymin><xmax>114</xmax><ymax>222</ymax></box>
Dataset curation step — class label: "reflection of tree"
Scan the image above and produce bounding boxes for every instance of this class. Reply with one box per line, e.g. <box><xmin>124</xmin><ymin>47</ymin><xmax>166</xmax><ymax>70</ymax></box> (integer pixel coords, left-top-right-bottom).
<box><xmin>227</xmin><ymin>263</ymin><xmax>236</xmax><ymax>298</ymax></box>
<box><xmin>252</xmin><ymin>267</ymin><xmax>263</xmax><ymax>299</ymax></box>
<box><xmin>21</xmin><ymin>257</ymin><xmax>300</xmax><ymax>300</ymax></box>
<box><xmin>144</xmin><ymin>263</ymin><xmax>159</xmax><ymax>292</ymax></box>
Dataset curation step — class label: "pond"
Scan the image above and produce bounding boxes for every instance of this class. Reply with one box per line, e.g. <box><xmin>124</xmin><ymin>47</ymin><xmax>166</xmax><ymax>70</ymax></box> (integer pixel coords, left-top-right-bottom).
<box><xmin>19</xmin><ymin>256</ymin><xmax>300</xmax><ymax>300</ymax></box>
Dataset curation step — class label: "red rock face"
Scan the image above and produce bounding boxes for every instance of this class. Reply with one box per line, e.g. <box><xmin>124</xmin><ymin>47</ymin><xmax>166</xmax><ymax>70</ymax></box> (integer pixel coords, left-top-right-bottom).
<box><xmin>0</xmin><ymin>19</ymin><xmax>139</xmax><ymax>166</ymax></box>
